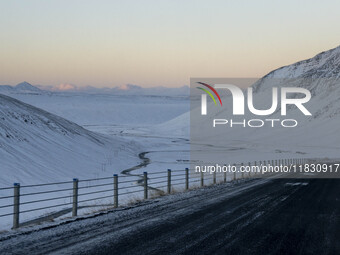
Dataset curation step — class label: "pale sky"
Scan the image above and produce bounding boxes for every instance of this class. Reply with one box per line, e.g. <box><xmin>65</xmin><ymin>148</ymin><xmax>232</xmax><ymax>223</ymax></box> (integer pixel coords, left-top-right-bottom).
<box><xmin>0</xmin><ymin>0</ymin><xmax>340</xmax><ymax>88</ymax></box>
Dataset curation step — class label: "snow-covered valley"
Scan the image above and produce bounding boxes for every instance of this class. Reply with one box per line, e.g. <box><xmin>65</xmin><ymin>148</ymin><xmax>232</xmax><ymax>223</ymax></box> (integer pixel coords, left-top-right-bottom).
<box><xmin>0</xmin><ymin>91</ymin><xmax>190</xmax><ymax>230</ymax></box>
<box><xmin>1</xmin><ymin>44</ymin><xmax>340</xmax><ymax>231</ymax></box>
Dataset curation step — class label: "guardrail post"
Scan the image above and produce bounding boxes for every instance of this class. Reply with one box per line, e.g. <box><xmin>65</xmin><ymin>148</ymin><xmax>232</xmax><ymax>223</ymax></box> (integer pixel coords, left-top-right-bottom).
<box><xmin>248</xmin><ymin>162</ymin><xmax>251</xmax><ymax>177</ymax></box>
<box><xmin>114</xmin><ymin>174</ymin><xmax>118</xmax><ymax>208</ymax></box>
<box><xmin>254</xmin><ymin>161</ymin><xmax>257</xmax><ymax>175</ymax></box>
<box><xmin>213</xmin><ymin>170</ymin><xmax>216</xmax><ymax>184</ymax></box>
<box><xmin>13</xmin><ymin>183</ymin><xmax>20</xmax><ymax>229</ymax></box>
<box><xmin>167</xmin><ymin>169</ymin><xmax>171</xmax><ymax>194</ymax></box>
<box><xmin>233</xmin><ymin>164</ymin><xmax>236</xmax><ymax>180</ymax></box>
<box><xmin>72</xmin><ymin>178</ymin><xmax>78</xmax><ymax>217</ymax></box>
<box><xmin>185</xmin><ymin>168</ymin><xmax>189</xmax><ymax>190</ymax></box>
<box><xmin>223</xmin><ymin>165</ymin><xmax>227</xmax><ymax>183</ymax></box>
<box><xmin>241</xmin><ymin>163</ymin><xmax>244</xmax><ymax>179</ymax></box>
<box><xmin>201</xmin><ymin>171</ymin><xmax>204</xmax><ymax>187</ymax></box>
<box><xmin>144</xmin><ymin>172</ymin><xmax>148</xmax><ymax>199</ymax></box>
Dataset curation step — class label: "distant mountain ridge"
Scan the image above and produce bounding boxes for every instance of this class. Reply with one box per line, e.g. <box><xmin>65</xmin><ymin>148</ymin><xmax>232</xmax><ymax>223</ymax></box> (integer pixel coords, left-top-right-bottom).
<box><xmin>41</xmin><ymin>83</ymin><xmax>190</xmax><ymax>96</ymax></box>
<box><xmin>0</xmin><ymin>82</ymin><xmax>189</xmax><ymax>96</ymax></box>
<box><xmin>0</xmin><ymin>81</ymin><xmax>42</xmax><ymax>94</ymax></box>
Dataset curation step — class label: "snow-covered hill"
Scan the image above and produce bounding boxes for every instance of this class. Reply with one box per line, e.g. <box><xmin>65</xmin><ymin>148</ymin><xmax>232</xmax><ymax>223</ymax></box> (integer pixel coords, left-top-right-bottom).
<box><xmin>258</xmin><ymin>46</ymin><xmax>340</xmax><ymax>81</ymax></box>
<box><xmin>0</xmin><ymin>82</ymin><xmax>43</xmax><ymax>94</ymax></box>
<box><xmin>0</xmin><ymin>94</ymin><xmax>139</xmax><ymax>187</ymax></box>
<box><xmin>249</xmin><ymin>45</ymin><xmax>340</xmax><ymax>122</ymax></box>
<box><xmin>162</xmin><ymin>45</ymin><xmax>340</xmax><ymax>163</ymax></box>
<box><xmin>15</xmin><ymin>81</ymin><xmax>42</xmax><ymax>93</ymax></box>
<box><xmin>252</xmin><ymin>45</ymin><xmax>340</xmax><ymax>96</ymax></box>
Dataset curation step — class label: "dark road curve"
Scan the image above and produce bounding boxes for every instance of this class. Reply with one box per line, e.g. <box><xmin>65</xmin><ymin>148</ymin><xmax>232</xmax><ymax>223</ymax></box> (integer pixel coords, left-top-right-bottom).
<box><xmin>90</xmin><ymin>178</ymin><xmax>340</xmax><ymax>255</ymax></box>
<box><xmin>1</xmin><ymin>178</ymin><xmax>340</xmax><ymax>255</ymax></box>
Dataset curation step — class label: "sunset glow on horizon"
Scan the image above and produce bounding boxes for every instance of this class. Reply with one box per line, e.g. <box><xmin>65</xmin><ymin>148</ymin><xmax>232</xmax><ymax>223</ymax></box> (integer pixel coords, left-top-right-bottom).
<box><xmin>1</xmin><ymin>0</ymin><xmax>340</xmax><ymax>88</ymax></box>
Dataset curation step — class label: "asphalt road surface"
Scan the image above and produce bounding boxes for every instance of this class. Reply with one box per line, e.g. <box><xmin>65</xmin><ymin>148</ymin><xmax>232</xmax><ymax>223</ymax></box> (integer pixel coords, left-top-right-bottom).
<box><xmin>1</xmin><ymin>178</ymin><xmax>339</xmax><ymax>255</ymax></box>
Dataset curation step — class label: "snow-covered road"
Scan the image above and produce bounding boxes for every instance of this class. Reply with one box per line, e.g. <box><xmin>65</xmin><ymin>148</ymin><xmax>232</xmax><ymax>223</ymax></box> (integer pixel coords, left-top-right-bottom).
<box><xmin>1</xmin><ymin>177</ymin><xmax>339</xmax><ymax>254</ymax></box>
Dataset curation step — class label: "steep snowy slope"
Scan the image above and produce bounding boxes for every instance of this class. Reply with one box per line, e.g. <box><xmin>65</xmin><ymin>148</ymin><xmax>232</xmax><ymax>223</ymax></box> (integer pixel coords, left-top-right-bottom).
<box><xmin>258</xmin><ymin>46</ymin><xmax>340</xmax><ymax>80</ymax></box>
<box><xmin>205</xmin><ymin>45</ymin><xmax>340</xmax><ymax>161</ymax></box>
<box><xmin>160</xmin><ymin>45</ymin><xmax>340</xmax><ymax>163</ymax></box>
<box><xmin>253</xmin><ymin>45</ymin><xmax>340</xmax><ymax>94</ymax></box>
<box><xmin>251</xmin><ymin>45</ymin><xmax>340</xmax><ymax>122</ymax></box>
<box><xmin>0</xmin><ymin>94</ymin><xmax>139</xmax><ymax>187</ymax></box>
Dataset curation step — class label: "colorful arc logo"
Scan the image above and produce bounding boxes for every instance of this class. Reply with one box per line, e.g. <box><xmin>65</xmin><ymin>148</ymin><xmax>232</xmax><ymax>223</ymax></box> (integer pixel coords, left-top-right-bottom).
<box><xmin>196</xmin><ymin>82</ymin><xmax>222</xmax><ymax>106</ymax></box>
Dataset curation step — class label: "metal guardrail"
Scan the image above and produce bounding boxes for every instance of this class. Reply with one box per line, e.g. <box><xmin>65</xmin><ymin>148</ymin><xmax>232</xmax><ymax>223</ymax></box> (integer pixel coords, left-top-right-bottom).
<box><xmin>0</xmin><ymin>158</ymin><xmax>307</xmax><ymax>230</ymax></box>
